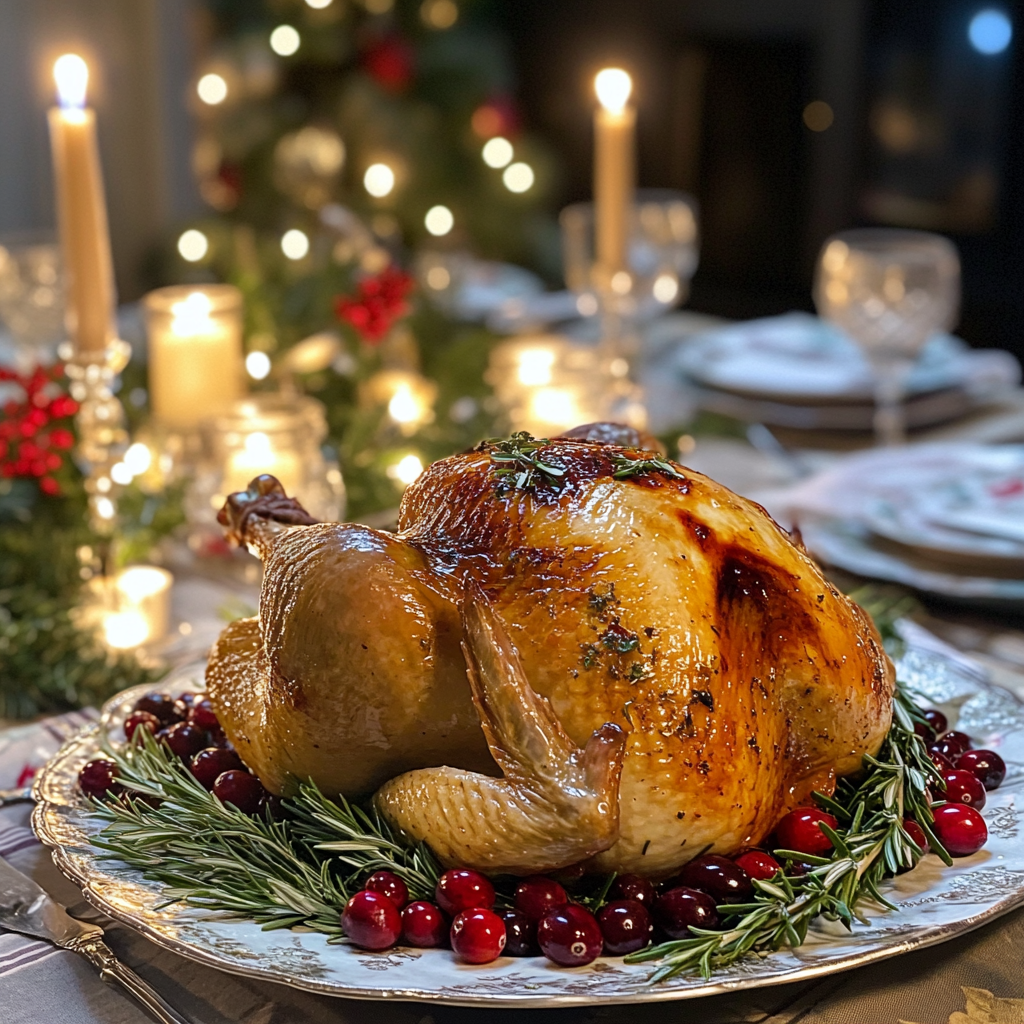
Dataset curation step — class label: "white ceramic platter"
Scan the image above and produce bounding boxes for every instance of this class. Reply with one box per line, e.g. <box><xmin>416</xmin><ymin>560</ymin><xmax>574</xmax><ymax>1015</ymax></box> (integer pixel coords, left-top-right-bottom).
<box><xmin>32</xmin><ymin>640</ymin><xmax>1024</xmax><ymax>1008</ymax></box>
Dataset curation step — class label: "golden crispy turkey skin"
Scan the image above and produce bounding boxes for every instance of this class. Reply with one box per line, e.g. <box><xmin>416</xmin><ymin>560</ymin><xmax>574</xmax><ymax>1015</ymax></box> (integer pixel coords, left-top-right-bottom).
<box><xmin>207</xmin><ymin>431</ymin><xmax>894</xmax><ymax>876</ymax></box>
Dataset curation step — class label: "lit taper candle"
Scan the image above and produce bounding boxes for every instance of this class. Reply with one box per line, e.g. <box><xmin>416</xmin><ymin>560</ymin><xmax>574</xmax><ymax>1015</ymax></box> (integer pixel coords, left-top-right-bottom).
<box><xmin>48</xmin><ymin>54</ymin><xmax>117</xmax><ymax>354</ymax></box>
<box><xmin>593</xmin><ymin>67</ymin><xmax>635</xmax><ymax>276</ymax></box>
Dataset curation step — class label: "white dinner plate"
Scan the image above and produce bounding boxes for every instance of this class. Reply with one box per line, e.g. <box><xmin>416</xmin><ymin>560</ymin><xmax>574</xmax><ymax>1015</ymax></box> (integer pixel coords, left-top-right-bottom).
<box><xmin>33</xmin><ymin>646</ymin><xmax>1024</xmax><ymax>1008</ymax></box>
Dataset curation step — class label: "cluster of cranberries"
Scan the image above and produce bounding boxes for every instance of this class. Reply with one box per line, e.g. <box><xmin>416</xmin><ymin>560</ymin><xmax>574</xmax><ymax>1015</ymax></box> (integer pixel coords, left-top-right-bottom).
<box><xmin>78</xmin><ymin>690</ymin><xmax>276</xmax><ymax>816</ymax></box>
<box><xmin>342</xmin><ymin>855</ymin><xmax>779</xmax><ymax>965</ymax></box>
<box><xmin>916</xmin><ymin>708</ymin><xmax>1003</xmax><ymax>857</ymax></box>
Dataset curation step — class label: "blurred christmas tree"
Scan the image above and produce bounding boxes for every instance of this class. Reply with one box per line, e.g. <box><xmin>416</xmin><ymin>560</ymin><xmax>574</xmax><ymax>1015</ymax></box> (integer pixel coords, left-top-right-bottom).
<box><xmin>156</xmin><ymin>0</ymin><xmax>560</xmax><ymax>515</ymax></box>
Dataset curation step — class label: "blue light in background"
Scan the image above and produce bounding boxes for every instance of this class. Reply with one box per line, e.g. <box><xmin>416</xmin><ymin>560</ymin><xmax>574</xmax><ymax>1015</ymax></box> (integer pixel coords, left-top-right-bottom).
<box><xmin>968</xmin><ymin>9</ymin><xmax>1013</xmax><ymax>54</ymax></box>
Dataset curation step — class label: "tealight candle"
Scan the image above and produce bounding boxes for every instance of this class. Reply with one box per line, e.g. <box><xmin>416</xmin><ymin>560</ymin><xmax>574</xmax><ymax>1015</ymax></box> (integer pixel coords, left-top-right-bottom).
<box><xmin>593</xmin><ymin>68</ymin><xmax>635</xmax><ymax>276</ymax></box>
<box><xmin>143</xmin><ymin>285</ymin><xmax>245</xmax><ymax>429</ymax></box>
<box><xmin>48</xmin><ymin>54</ymin><xmax>117</xmax><ymax>354</ymax></box>
<box><xmin>221</xmin><ymin>430</ymin><xmax>302</xmax><ymax>497</ymax></box>
<box><xmin>103</xmin><ymin>565</ymin><xmax>173</xmax><ymax>649</ymax></box>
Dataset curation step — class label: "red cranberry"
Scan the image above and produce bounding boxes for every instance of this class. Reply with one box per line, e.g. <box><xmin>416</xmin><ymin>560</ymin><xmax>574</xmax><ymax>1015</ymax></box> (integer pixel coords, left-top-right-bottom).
<box><xmin>500</xmin><ymin>908</ymin><xmax>537</xmax><ymax>956</ymax></box>
<box><xmin>904</xmin><ymin>819</ymin><xmax>929</xmax><ymax>855</ymax></box>
<box><xmin>537</xmin><ymin>904</ymin><xmax>603</xmax><ymax>966</ymax></box>
<box><xmin>206</xmin><ymin>725</ymin><xmax>233</xmax><ymax>749</ymax></box>
<box><xmin>914</xmin><ymin>721</ymin><xmax>937</xmax><ymax>743</ymax></box>
<box><xmin>923</xmin><ymin>709</ymin><xmax>948</xmax><ymax>734</ymax></box>
<box><xmin>124</xmin><ymin>710</ymin><xmax>160</xmax><ymax>742</ymax></box>
<box><xmin>133</xmin><ymin>692</ymin><xmax>182</xmax><ymax>725</ymax></box>
<box><xmin>598</xmin><ymin>899</ymin><xmax>653</xmax><ymax>955</ymax></box>
<box><xmin>733</xmin><ymin>850</ymin><xmax>781</xmax><ymax>881</ymax></box>
<box><xmin>450</xmin><ymin>908</ymin><xmax>506</xmax><ymax>964</ymax></box>
<box><xmin>365</xmin><ymin>870</ymin><xmax>409</xmax><ymax>909</ymax></box>
<box><xmin>932</xmin><ymin>803</ymin><xmax>988</xmax><ymax>857</ymax></box>
<box><xmin>175</xmin><ymin>691</ymin><xmax>201</xmax><ymax>709</ymax></box>
<box><xmin>956</xmin><ymin>749</ymin><xmax>1006</xmax><ymax>791</ymax></box>
<box><xmin>676</xmin><ymin>854</ymin><xmax>753</xmax><ymax>902</ymax></box>
<box><xmin>940</xmin><ymin>769</ymin><xmax>987</xmax><ymax>810</ymax></box>
<box><xmin>932</xmin><ymin>731</ymin><xmax>972</xmax><ymax>759</ymax></box>
<box><xmin>78</xmin><ymin>759</ymin><xmax>122</xmax><ymax>799</ymax></box>
<box><xmin>188</xmin><ymin>698</ymin><xmax>220</xmax><ymax>732</ymax></box>
<box><xmin>774</xmin><ymin>808</ymin><xmax>838</xmax><ymax>856</ymax></box>
<box><xmin>609</xmin><ymin>873</ymin><xmax>657</xmax><ymax>906</ymax></box>
<box><xmin>342</xmin><ymin>890</ymin><xmax>402</xmax><ymax>950</ymax></box>
<box><xmin>189</xmin><ymin>747</ymin><xmax>244</xmax><ymax>789</ymax></box>
<box><xmin>212</xmin><ymin>770</ymin><xmax>265</xmax><ymax>814</ymax></box>
<box><xmin>401</xmin><ymin>901</ymin><xmax>448</xmax><ymax>948</ymax></box>
<box><xmin>435</xmin><ymin>869</ymin><xmax>495</xmax><ymax>916</ymax></box>
<box><xmin>162</xmin><ymin>722</ymin><xmax>207</xmax><ymax>760</ymax></box>
<box><xmin>514</xmin><ymin>875</ymin><xmax>568</xmax><ymax>922</ymax></box>
<box><xmin>654</xmin><ymin>886</ymin><xmax>718</xmax><ymax>938</ymax></box>
<box><xmin>929</xmin><ymin>750</ymin><xmax>956</xmax><ymax>773</ymax></box>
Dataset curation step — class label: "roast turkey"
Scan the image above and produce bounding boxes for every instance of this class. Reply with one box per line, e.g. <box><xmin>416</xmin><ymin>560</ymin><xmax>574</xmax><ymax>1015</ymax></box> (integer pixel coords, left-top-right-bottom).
<box><xmin>207</xmin><ymin>425</ymin><xmax>893</xmax><ymax>877</ymax></box>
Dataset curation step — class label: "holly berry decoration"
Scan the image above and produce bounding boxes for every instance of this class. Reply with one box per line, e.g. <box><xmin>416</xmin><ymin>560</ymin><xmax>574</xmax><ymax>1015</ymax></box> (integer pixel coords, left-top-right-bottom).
<box><xmin>0</xmin><ymin>363</ymin><xmax>78</xmax><ymax>495</ymax></box>
<box><xmin>361</xmin><ymin>34</ymin><xmax>415</xmax><ymax>93</ymax></box>
<box><xmin>335</xmin><ymin>267</ymin><xmax>415</xmax><ymax>345</ymax></box>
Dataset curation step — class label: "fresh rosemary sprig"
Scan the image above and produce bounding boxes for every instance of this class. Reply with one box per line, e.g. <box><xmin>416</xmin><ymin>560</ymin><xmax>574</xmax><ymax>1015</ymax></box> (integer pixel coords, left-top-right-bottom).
<box><xmin>625</xmin><ymin>680</ymin><xmax>948</xmax><ymax>980</ymax></box>
<box><xmin>90</xmin><ymin>732</ymin><xmax>440</xmax><ymax>936</ymax></box>
<box><xmin>611</xmin><ymin>454</ymin><xmax>686</xmax><ymax>481</ymax></box>
<box><xmin>486</xmin><ymin>432</ymin><xmax>566</xmax><ymax>491</ymax></box>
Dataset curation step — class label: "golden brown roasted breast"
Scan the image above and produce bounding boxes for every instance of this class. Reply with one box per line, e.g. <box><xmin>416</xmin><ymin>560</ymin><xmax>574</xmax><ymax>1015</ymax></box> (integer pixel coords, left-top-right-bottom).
<box><xmin>207</xmin><ymin>431</ymin><xmax>894</xmax><ymax>876</ymax></box>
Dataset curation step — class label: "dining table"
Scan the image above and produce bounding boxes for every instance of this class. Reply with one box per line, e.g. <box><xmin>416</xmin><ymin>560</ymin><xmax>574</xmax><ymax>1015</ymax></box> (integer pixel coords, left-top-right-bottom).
<box><xmin>4</xmin><ymin>370</ymin><xmax>1024</xmax><ymax>1024</ymax></box>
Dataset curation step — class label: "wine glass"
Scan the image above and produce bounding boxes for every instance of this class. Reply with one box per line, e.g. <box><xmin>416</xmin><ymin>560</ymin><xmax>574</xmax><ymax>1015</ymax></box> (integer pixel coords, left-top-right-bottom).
<box><xmin>0</xmin><ymin>232</ymin><xmax>66</xmax><ymax>366</ymax></box>
<box><xmin>814</xmin><ymin>229</ymin><xmax>960</xmax><ymax>445</ymax></box>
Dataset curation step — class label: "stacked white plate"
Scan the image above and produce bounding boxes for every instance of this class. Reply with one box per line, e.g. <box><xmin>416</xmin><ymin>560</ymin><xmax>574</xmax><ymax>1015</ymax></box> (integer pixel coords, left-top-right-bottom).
<box><xmin>676</xmin><ymin>313</ymin><xmax>1021</xmax><ymax>432</ymax></box>
<box><xmin>774</xmin><ymin>444</ymin><xmax>1024</xmax><ymax>606</ymax></box>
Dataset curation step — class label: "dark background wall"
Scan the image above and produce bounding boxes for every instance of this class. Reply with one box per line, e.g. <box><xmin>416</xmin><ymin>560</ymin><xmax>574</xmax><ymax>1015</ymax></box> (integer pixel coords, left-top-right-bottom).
<box><xmin>498</xmin><ymin>0</ymin><xmax>1024</xmax><ymax>357</ymax></box>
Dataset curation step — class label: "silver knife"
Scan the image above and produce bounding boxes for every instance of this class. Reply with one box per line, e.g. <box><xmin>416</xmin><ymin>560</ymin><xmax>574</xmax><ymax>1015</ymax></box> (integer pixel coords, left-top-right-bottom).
<box><xmin>0</xmin><ymin>856</ymin><xmax>191</xmax><ymax>1024</ymax></box>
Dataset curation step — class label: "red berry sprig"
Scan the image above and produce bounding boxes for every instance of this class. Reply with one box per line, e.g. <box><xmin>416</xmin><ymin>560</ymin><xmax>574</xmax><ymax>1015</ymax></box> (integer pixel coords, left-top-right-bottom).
<box><xmin>334</xmin><ymin>266</ymin><xmax>414</xmax><ymax>345</ymax></box>
<box><xmin>0</xmin><ymin>363</ymin><xmax>78</xmax><ymax>496</ymax></box>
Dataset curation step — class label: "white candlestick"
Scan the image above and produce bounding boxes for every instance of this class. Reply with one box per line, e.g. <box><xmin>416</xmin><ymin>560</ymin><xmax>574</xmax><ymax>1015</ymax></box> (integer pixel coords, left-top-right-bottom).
<box><xmin>48</xmin><ymin>54</ymin><xmax>117</xmax><ymax>354</ymax></box>
<box><xmin>593</xmin><ymin>68</ymin><xmax>636</xmax><ymax>276</ymax></box>
<box><xmin>143</xmin><ymin>285</ymin><xmax>245</xmax><ymax>429</ymax></box>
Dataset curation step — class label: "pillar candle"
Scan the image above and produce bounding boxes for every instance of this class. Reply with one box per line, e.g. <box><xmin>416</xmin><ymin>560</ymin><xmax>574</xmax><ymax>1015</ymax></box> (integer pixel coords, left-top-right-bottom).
<box><xmin>593</xmin><ymin>68</ymin><xmax>636</xmax><ymax>275</ymax></box>
<box><xmin>48</xmin><ymin>55</ymin><xmax>117</xmax><ymax>354</ymax></box>
<box><xmin>143</xmin><ymin>285</ymin><xmax>245</xmax><ymax>429</ymax></box>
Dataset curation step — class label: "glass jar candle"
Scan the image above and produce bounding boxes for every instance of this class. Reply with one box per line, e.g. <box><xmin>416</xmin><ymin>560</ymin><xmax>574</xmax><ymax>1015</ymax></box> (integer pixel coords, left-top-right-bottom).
<box><xmin>204</xmin><ymin>393</ymin><xmax>345</xmax><ymax>523</ymax></box>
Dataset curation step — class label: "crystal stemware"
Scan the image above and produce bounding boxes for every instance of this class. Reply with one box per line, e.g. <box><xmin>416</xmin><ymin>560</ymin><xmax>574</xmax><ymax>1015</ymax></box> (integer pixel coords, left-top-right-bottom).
<box><xmin>814</xmin><ymin>228</ymin><xmax>960</xmax><ymax>445</ymax></box>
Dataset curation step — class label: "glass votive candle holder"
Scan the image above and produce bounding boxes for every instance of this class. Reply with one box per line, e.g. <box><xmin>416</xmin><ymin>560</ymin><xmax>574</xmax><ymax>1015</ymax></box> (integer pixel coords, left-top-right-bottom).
<box><xmin>143</xmin><ymin>284</ymin><xmax>245</xmax><ymax>430</ymax></box>
<box><xmin>486</xmin><ymin>335</ymin><xmax>616</xmax><ymax>436</ymax></box>
<box><xmin>560</xmin><ymin>189</ymin><xmax>700</xmax><ymax>321</ymax></box>
<box><xmin>200</xmin><ymin>393</ymin><xmax>345</xmax><ymax>525</ymax></box>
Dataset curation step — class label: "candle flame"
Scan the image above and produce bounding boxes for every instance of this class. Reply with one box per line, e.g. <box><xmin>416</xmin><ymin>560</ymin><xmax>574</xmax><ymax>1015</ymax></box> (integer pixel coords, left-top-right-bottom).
<box><xmin>171</xmin><ymin>291</ymin><xmax>214</xmax><ymax>336</ymax></box>
<box><xmin>595</xmin><ymin>67</ymin><xmax>632</xmax><ymax>114</ymax></box>
<box><xmin>54</xmin><ymin>53</ymin><xmax>89</xmax><ymax>109</ymax></box>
